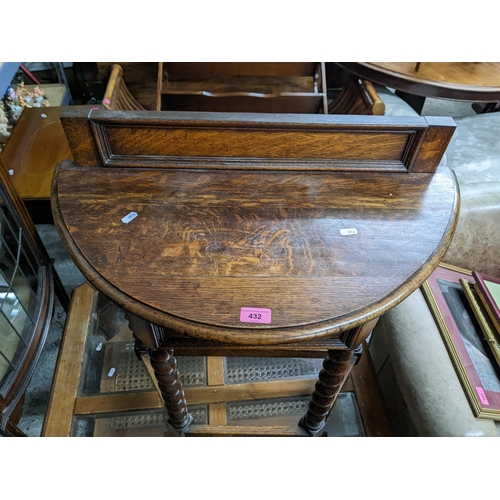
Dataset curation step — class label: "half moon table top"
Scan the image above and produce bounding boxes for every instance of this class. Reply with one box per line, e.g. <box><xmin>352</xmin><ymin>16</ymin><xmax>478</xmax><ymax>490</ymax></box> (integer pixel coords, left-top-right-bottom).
<box><xmin>335</xmin><ymin>62</ymin><xmax>500</xmax><ymax>102</ymax></box>
<box><xmin>52</xmin><ymin>162</ymin><xmax>459</xmax><ymax>345</ymax></box>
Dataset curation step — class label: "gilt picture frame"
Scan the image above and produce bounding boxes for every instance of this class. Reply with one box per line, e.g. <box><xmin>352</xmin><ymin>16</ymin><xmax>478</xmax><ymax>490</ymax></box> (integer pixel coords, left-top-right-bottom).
<box><xmin>460</xmin><ymin>278</ymin><xmax>500</xmax><ymax>370</ymax></box>
<box><xmin>472</xmin><ymin>271</ymin><xmax>500</xmax><ymax>334</ymax></box>
<box><xmin>421</xmin><ymin>263</ymin><xmax>500</xmax><ymax>420</ymax></box>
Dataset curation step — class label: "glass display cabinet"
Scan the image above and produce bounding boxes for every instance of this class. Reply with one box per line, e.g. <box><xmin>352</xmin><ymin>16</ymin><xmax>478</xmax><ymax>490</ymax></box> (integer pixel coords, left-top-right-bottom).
<box><xmin>0</xmin><ymin>156</ymin><xmax>68</xmax><ymax>437</ymax></box>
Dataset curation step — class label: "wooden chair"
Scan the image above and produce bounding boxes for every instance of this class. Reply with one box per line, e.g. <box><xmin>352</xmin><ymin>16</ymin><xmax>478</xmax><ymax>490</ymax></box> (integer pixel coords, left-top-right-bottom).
<box><xmin>328</xmin><ymin>76</ymin><xmax>385</xmax><ymax>115</ymax></box>
<box><xmin>102</xmin><ymin>64</ymin><xmax>146</xmax><ymax>111</ymax></box>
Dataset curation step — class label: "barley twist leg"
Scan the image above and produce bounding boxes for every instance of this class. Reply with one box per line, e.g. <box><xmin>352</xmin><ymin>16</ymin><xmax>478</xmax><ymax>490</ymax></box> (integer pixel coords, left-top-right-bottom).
<box><xmin>299</xmin><ymin>349</ymin><xmax>353</xmax><ymax>436</ymax></box>
<box><xmin>148</xmin><ymin>347</ymin><xmax>193</xmax><ymax>432</ymax></box>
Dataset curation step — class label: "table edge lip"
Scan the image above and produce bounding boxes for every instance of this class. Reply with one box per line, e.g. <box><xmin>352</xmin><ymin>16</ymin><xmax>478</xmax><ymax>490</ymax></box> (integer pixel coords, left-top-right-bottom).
<box><xmin>336</xmin><ymin>62</ymin><xmax>500</xmax><ymax>101</ymax></box>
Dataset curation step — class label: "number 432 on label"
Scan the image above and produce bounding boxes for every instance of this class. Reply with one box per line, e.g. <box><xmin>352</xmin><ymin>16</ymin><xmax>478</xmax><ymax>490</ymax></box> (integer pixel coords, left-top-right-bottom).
<box><xmin>240</xmin><ymin>307</ymin><xmax>272</xmax><ymax>324</ymax></box>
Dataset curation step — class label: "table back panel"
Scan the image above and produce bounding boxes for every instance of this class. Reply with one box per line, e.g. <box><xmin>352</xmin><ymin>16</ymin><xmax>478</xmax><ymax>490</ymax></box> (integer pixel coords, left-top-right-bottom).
<box><xmin>60</xmin><ymin>109</ymin><xmax>455</xmax><ymax>174</ymax></box>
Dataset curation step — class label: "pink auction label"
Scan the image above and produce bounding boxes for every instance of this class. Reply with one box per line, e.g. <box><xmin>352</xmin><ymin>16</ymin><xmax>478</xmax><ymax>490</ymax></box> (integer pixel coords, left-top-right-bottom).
<box><xmin>240</xmin><ymin>307</ymin><xmax>272</xmax><ymax>324</ymax></box>
<box><xmin>476</xmin><ymin>387</ymin><xmax>490</xmax><ymax>406</ymax></box>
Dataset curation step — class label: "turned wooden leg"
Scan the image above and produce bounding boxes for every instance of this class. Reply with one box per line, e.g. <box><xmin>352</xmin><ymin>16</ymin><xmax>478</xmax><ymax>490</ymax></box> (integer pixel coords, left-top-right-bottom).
<box><xmin>299</xmin><ymin>349</ymin><xmax>353</xmax><ymax>436</ymax></box>
<box><xmin>395</xmin><ymin>90</ymin><xmax>426</xmax><ymax>114</ymax></box>
<box><xmin>148</xmin><ymin>347</ymin><xmax>193</xmax><ymax>432</ymax></box>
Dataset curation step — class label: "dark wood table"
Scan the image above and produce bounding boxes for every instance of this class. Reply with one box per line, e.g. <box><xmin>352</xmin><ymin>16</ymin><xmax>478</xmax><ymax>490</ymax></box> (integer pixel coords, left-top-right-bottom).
<box><xmin>335</xmin><ymin>62</ymin><xmax>500</xmax><ymax>114</ymax></box>
<box><xmin>51</xmin><ymin>108</ymin><xmax>459</xmax><ymax>436</ymax></box>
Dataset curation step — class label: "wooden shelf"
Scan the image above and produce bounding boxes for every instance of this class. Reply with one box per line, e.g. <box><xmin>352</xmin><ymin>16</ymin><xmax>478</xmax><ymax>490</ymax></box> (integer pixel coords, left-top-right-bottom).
<box><xmin>159</xmin><ymin>62</ymin><xmax>328</xmax><ymax>113</ymax></box>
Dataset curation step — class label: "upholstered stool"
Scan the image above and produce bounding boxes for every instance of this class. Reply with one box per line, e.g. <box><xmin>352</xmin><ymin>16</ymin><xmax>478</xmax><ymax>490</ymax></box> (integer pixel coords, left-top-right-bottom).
<box><xmin>440</xmin><ymin>113</ymin><xmax>500</xmax><ymax>276</ymax></box>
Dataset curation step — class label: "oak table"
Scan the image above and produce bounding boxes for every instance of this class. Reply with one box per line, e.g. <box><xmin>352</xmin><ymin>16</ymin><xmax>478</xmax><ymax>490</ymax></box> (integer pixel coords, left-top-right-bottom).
<box><xmin>51</xmin><ymin>108</ymin><xmax>459</xmax><ymax>436</ymax></box>
<box><xmin>334</xmin><ymin>62</ymin><xmax>500</xmax><ymax>114</ymax></box>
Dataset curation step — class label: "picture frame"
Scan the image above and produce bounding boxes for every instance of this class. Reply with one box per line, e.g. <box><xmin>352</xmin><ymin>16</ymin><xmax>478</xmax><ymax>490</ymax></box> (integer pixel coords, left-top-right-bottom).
<box><xmin>472</xmin><ymin>271</ymin><xmax>500</xmax><ymax>334</ymax></box>
<box><xmin>460</xmin><ymin>278</ymin><xmax>500</xmax><ymax>370</ymax></box>
<box><xmin>421</xmin><ymin>263</ymin><xmax>500</xmax><ymax>420</ymax></box>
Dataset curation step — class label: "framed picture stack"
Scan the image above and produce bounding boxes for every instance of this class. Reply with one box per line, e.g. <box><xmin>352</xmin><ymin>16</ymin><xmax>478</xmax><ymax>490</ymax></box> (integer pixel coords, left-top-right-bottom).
<box><xmin>472</xmin><ymin>272</ymin><xmax>500</xmax><ymax>333</ymax></box>
<box><xmin>421</xmin><ymin>264</ymin><xmax>500</xmax><ymax>420</ymax></box>
<box><xmin>461</xmin><ymin>274</ymin><xmax>500</xmax><ymax>371</ymax></box>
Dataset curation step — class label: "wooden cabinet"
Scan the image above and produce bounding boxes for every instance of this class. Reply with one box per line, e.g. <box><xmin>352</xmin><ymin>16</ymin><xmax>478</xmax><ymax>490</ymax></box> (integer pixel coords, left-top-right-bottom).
<box><xmin>158</xmin><ymin>62</ymin><xmax>328</xmax><ymax>113</ymax></box>
<box><xmin>0</xmin><ymin>156</ymin><xmax>68</xmax><ymax>436</ymax></box>
<box><xmin>99</xmin><ymin>62</ymin><xmax>387</xmax><ymax>117</ymax></box>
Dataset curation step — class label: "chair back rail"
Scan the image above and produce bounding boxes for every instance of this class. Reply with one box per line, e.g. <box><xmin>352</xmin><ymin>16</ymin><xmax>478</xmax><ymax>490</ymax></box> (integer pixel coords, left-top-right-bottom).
<box><xmin>329</xmin><ymin>77</ymin><xmax>385</xmax><ymax>115</ymax></box>
<box><xmin>103</xmin><ymin>64</ymin><xmax>146</xmax><ymax>111</ymax></box>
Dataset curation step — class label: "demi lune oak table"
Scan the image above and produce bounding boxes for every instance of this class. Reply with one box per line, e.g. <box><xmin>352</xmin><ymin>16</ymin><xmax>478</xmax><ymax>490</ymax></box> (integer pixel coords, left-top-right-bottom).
<box><xmin>51</xmin><ymin>108</ymin><xmax>459</xmax><ymax>436</ymax></box>
<box><xmin>335</xmin><ymin>62</ymin><xmax>500</xmax><ymax>114</ymax></box>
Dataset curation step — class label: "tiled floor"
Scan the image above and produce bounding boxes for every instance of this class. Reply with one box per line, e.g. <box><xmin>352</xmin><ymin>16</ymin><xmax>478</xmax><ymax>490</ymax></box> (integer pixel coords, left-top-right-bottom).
<box><xmin>16</xmin><ymin>96</ymin><xmax>478</xmax><ymax>437</ymax></box>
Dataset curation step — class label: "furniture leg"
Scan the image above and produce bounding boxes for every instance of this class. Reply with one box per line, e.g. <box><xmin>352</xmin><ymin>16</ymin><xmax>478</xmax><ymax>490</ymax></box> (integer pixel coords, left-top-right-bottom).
<box><xmin>52</xmin><ymin>262</ymin><xmax>70</xmax><ymax>312</ymax></box>
<box><xmin>299</xmin><ymin>349</ymin><xmax>353</xmax><ymax>436</ymax></box>
<box><xmin>133</xmin><ymin>335</ymin><xmax>148</xmax><ymax>360</ymax></box>
<box><xmin>148</xmin><ymin>347</ymin><xmax>193</xmax><ymax>432</ymax></box>
<box><xmin>395</xmin><ymin>91</ymin><xmax>426</xmax><ymax>114</ymax></box>
<box><xmin>472</xmin><ymin>102</ymin><xmax>500</xmax><ymax>114</ymax></box>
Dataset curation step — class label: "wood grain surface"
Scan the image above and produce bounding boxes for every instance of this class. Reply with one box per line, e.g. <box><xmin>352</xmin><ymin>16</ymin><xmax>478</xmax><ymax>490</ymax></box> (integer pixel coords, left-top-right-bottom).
<box><xmin>350</xmin><ymin>341</ymin><xmax>393</xmax><ymax>436</ymax></box>
<box><xmin>52</xmin><ymin>111</ymin><xmax>459</xmax><ymax>347</ymax></box>
<box><xmin>73</xmin><ymin>378</ymin><xmax>318</xmax><ymax>415</ymax></box>
<box><xmin>42</xmin><ymin>284</ymin><xmax>96</xmax><ymax>437</ymax></box>
<box><xmin>159</xmin><ymin>62</ymin><xmax>326</xmax><ymax>113</ymax></box>
<box><xmin>335</xmin><ymin>62</ymin><xmax>500</xmax><ymax>102</ymax></box>
<box><xmin>52</xmin><ymin>163</ymin><xmax>459</xmax><ymax>344</ymax></box>
<box><xmin>60</xmin><ymin>109</ymin><xmax>452</xmax><ymax>174</ymax></box>
<box><xmin>105</xmin><ymin>126</ymin><xmax>408</xmax><ymax>161</ymax></box>
<box><xmin>165</xmin><ymin>63</ymin><xmax>319</xmax><ymax>80</ymax></box>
